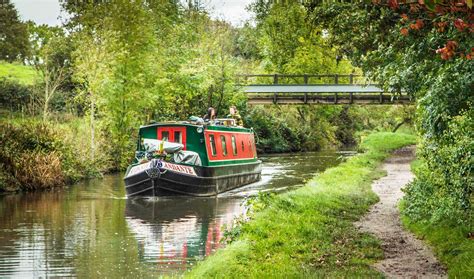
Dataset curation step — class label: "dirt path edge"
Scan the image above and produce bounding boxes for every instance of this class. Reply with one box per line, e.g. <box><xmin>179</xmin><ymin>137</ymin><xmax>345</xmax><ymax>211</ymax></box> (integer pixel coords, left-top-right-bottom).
<box><xmin>355</xmin><ymin>146</ymin><xmax>447</xmax><ymax>278</ymax></box>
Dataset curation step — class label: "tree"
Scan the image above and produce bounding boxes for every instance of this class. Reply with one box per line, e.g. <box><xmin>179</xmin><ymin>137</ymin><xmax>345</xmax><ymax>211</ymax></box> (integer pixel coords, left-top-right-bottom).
<box><xmin>310</xmin><ymin>1</ymin><xmax>473</xmax><ymax>224</ymax></box>
<box><xmin>189</xmin><ymin>20</ymin><xmax>242</xmax><ymax>116</ymax></box>
<box><xmin>29</xmin><ymin>24</ymin><xmax>71</xmax><ymax>121</ymax></box>
<box><xmin>0</xmin><ymin>0</ymin><xmax>30</xmax><ymax>62</ymax></box>
<box><xmin>65</xmin><ymin>0</ymin><xmax>162</xmax><ymax>169</ymax></box>
<box><xmin>248</xmin><ymin>1</ymin><xmax>353</xmax><ymax>75</ymax></box>
<box><xmin>72</xmin><ymin>29</ymin><xmax>117</xmax><ymax>161</ymax></box>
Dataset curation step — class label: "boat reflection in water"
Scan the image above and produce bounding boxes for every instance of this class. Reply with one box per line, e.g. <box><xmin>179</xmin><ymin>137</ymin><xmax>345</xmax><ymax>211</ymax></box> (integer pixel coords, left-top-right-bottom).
<box><xmin>125</xmin><ymin>196</ymin><xmax>244</xmax><ymax>273</ymax></box>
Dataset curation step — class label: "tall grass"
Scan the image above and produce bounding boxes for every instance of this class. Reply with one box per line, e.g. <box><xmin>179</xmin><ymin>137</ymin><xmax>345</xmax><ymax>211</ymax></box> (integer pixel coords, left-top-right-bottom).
<box><xmin>187</xmin><ymin>132</ymin><xmax>417</xmax><ymax>278</ymax></box>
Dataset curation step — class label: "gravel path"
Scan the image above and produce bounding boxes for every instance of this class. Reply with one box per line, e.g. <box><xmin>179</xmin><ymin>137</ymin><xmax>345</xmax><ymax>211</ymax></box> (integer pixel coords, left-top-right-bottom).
<box><xmin>356</xmin><ymin>146</ymin><xmax>447</xmax><ymax>278</ymax></box>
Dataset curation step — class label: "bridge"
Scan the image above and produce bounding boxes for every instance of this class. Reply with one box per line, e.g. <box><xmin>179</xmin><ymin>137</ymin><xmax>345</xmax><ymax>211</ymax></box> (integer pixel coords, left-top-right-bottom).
<box><xmin>238</xmin><ymin>74</ymin><xmax>412</xmax><ymax>105</ymax></box>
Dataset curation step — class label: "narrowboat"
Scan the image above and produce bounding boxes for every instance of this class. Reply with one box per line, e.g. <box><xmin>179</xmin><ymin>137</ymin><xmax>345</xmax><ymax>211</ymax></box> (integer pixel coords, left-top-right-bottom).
<box><xmin>124</xmin><ymin>119</ymin><xmax>262</xmax><ymax>197</ymax></box>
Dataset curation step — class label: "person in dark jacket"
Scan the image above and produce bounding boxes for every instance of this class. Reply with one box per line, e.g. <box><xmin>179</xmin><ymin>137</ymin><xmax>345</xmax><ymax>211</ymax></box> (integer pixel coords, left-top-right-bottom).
<box><xmin>203</xmin><ymin>107</ymin><xmax>216</xmax><ymax>122</ymax></box>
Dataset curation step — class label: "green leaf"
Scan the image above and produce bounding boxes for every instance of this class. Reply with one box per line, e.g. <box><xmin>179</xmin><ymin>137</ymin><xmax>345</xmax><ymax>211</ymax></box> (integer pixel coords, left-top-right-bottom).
<box><xmin>424</xmin><ymin>0</ymin><xmax>436</xmax><ymax>11</ymax></box>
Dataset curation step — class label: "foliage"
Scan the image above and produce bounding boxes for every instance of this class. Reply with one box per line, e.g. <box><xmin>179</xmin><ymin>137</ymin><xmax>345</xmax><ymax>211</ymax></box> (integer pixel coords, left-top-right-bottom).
<box><xmin>1</xmin><ymin>0</ymin><xmax>418</xmax><ymax>181</ymax></box>
<box><xmin>309</xmin><ymin>0</ymin><xmax>473</xmax><ymax>230</ymax></box>
<box><xmin>250</xmin><ymin>0</ymin><xmax>353</xmax><ymax>74</ymax></box>
<box><xmin>403</xmin><ymin>110</ymin><xmax>473</xmax><ymax>225</ymax></box>
<box><xmin>29</xmin><ymin>23</ymin><xmax>73</xmax><ymax>121</ymax></box>
<box><xmin>244</xmin><ymin>104</ymin><xmax>415</xmax><ymax>153</ymax></box>
<box><xmin>187</xmin><ymin>132</ymin><xmax>416</xmax><ymax>278</ymax></box>
<box><xmin>0</xmin><ymin>0</ymin><xmax>30</xmax><ymax>62</ymax></box>
<box><xmin>0</xmin><ymin>120</ymin><xmax>101</xmax><ymax>192</ymax></box>
<box><xmin>0</xmin><ymin>78</ymin><xmax>34</xmax><ymax>112</ymax></box>
<box><xmin>399</xmin><ymin>154</ymin><xmax>473</xmax><ymax>278</ymax></box>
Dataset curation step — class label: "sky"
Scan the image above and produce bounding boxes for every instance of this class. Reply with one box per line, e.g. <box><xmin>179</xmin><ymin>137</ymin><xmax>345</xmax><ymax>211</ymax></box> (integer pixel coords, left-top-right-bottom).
<box><xmin>11</xmin><ymin>0</ymin><xmax>254</xmax><ymax>26</ymax></box>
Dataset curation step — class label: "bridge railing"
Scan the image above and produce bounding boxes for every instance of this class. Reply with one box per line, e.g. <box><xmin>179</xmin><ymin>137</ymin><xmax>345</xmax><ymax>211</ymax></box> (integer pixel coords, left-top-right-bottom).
<box><xmin>236</xmin><ymin>74</ymin><xmax>373</xmax><ymax>85</ymax></box>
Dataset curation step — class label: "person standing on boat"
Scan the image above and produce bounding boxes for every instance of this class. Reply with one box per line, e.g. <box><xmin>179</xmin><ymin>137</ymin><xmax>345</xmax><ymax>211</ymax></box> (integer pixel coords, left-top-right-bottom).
<box><xmin>203</xmin><ymin>107</ymin><xmax>216</xmax><ymax>123</ymax></box>
<box><xmin>227</xmin><ymin>105</ymin><xmax>243</xmax><ymax>126</ymax></box>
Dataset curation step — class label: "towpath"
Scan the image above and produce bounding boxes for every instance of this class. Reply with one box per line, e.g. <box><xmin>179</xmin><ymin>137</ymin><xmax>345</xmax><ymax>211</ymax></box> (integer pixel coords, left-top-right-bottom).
<box><xmin>356</xmin><ymin>146</ymin><xmax>447</xmax><ymax>278</ymax></box>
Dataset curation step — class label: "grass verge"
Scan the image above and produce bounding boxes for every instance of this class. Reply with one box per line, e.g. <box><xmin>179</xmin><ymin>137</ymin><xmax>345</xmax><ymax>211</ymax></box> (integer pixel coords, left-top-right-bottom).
<box><xmin>0</xmin><ymin>61</ymin><xmax>39</xmax><ymax>85</ymax></box>
<box><xmin>186</xmin><ymin>132</ymin><xmax>417</xmax><ymax>278</ymax></box>
<box><xmin>400</xmin><ymin>159</ymin><xmax>474</xmax><ymax>278</ymax></box>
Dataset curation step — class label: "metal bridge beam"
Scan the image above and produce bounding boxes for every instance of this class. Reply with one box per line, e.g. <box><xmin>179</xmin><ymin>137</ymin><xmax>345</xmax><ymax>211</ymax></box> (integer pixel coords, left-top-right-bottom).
<box><xmin>244</xmin><ymin>84</ymin><xmax>384</xmax><ymax>94</ymax></box>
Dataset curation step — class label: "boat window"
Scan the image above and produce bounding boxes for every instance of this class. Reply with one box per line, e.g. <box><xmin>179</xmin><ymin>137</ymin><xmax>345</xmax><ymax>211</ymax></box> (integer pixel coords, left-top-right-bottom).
<box><xmin>221</xmin><ymin>135</ymin><xmax>227</xmax><ymax>156</ymax></box>
<box><xmin>161</xmin><ymin>131</ymin><xmax>169</xmax><ymax>141</ymax></box>
<box><xmin>231</xmin><ymin>135</ymin><xmax>237</xmax><ymax>155</ymax></box>
<box><xmin>209</xmin><ymin>134</ymin><xmax>217</xmax><ymax>156</ymax></box>
<box><xmin>241</xmin><ymin>140</ymin><xmax>245</xmax><ymax>152</ymax></box>
<box><xmin>174</xmin><ymin>131</ymin><xmax>182</xmax><ymax>143</ymax></box>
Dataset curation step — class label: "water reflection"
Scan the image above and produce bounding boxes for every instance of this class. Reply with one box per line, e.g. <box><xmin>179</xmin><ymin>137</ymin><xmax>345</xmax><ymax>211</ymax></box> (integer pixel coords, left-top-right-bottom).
<box><xmin>0</xmin><ymin>150</ymin><xmax>354</xmax><ymax>277</ymax></box>
<box><xmin>125</xmin><ymin>197</ymin><xmax>243</xmax><ymax>273</ymax></box>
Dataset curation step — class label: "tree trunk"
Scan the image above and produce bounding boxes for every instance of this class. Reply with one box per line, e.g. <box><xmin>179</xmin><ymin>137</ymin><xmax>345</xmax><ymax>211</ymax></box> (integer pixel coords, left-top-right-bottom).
<box><xmin>43</xmin><ymin>84</ymin><xmax>49</xmax><ymax>122</ymax></box>
<box><xmin>90</xmin><ymin>92</ymin><xmax>95</xmax><ymax>161</ymax></box>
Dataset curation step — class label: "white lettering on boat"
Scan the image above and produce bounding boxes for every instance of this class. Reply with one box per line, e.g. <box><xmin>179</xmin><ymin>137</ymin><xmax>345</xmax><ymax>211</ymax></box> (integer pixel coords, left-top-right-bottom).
<box><xmin>162</xmin><ymin>162</ymin><xmax>197</xmax><ymax>176</ymax></box>
<box><xmin>127</xmin><ymin>161</ymin><xmax>151</xmax><ymax>177</ymax></box>
<box><xmin>127</xmin><ymin>161</ymin><xmax>197</xmax><ymax>177</ymax></box>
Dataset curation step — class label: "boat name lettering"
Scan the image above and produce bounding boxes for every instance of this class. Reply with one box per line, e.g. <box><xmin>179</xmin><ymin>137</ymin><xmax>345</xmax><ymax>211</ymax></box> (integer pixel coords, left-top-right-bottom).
<box><xmin>163</xmin><ymin>162</ymin><xmax>197</xmax><ymax>176</ymax></box>
<box><xmin>127</xmin><ymin>162</ymin><xmax>151</xmax><ymax>177</ymax></box>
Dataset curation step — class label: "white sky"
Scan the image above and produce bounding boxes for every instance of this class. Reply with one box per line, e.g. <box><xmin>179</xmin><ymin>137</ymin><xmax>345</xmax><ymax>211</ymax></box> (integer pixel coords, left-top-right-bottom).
<box><xmin>11</xmin><ymin>0</ymin><xmax>254</xmax><ymax>26</ymax></box>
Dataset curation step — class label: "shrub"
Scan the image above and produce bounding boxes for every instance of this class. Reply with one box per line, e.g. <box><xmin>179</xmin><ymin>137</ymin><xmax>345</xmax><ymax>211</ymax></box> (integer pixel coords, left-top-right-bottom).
<box><xmin>0</xmin><ymin>120</ymin><xmax>96</xmax><ymax>191</ymax></box>
<box><xmin>402</xmin><ymin>110</ymin><xmax>473</xmax><ymax>225</ymax></box>
<box><xmin>14</xmin><ymin>152</ymin><xmax>65</xmax><ymax>190</ymax></box>
<box><xmin>0</xmin><ymin>77</ymin><xmax>35</xmax><ymax>111</ymax></box>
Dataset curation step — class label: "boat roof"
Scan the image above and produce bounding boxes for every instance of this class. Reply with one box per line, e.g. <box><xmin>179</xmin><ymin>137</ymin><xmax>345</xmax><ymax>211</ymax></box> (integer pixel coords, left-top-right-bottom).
<box><xmin>139</xmin><ymin>120</ymin><xmax>254</xmax><ymax>133</ymax></box>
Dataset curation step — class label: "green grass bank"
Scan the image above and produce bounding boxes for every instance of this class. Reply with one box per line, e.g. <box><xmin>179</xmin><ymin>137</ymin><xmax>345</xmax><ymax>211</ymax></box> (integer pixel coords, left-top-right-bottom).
<box><xmin>187</xmin><ymin>132</ymin><xmax>417</xmax><ymax>278</ymax></box>
<box><xmin>0</xmin><ymin>61</ymin><xmax>38</xmax><ymax>85</ymax></box>
<box><xmin>400</xmin><ymin>159</ymin><xmax>474</xmax><ymax>278</ymax></box>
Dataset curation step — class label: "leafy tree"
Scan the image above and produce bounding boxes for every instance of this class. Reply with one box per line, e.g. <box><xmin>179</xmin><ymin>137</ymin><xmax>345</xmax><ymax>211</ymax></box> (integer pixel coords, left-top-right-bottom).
<box><xmin>310</xmin><ymin>1</ymin><xmax>473</xmax><ymax>224</ymax></box>
<box><xmin>233</xmin><ymin>22</ymin><xmax>262</xmax><ymax>60</ymax></box>
<box><xmin>29</xmin><ymin>24</ymin><xmax>72</xmax><ymax>121</ymax></box>
<box><xmin>252</xmin><ymin>1</ymin><xmax>310</xmax><ymax>71</ymax></box>
<box><xmin>65</xmin><ymin>0</ymin><xmax>164</xmax><ymax>169</ymax></box>
<box><xmin>0</xmin><ymin>0</ymin><xmax>29</xmax><ymax>62</ymax></box>
<box><xmin>249</xmin><ymin>0</ymin><xmax>353</xmax><ymax>75</ymax></box>
<box><xmin>72</xmin><ymin>28</ymin><xmax>118</xmax><ymax>161</ymax></box>
<box><xmin>190</xmin><ymin>20</ymin><xmax>243</xmax><ymax>116</ymax></box>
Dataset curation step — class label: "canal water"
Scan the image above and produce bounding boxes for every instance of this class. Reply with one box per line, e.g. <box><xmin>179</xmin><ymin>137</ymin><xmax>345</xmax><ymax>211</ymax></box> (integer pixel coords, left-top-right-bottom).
<box><xmin>0</xmin><ymin>150</ymin><xmax>355</xmax><ymax>278</ymax></box>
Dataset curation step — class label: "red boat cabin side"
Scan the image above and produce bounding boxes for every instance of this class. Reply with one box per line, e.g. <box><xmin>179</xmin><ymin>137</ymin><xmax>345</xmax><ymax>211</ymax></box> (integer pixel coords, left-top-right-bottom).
<box><xmin>152</xmin><ymin>124</ymin><xmax>258</xmax><ymax>167</ymax></box>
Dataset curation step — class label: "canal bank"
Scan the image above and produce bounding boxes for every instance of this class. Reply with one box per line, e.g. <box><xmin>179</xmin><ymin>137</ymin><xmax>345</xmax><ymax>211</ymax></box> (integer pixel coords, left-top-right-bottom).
<box><xmin>187</xmin><ymin>132</ymin><xmax>417</xmax><ymax>278</ymax></box>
